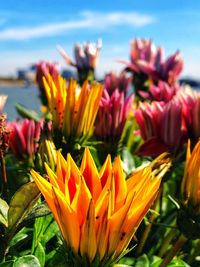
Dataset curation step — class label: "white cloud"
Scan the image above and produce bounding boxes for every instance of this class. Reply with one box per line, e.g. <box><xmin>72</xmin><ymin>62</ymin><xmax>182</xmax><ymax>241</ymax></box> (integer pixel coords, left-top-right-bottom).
<box><xmin>0</xmin><ymin>20</ymin><xmax>90</xmax><ymax>41</ymax></box>
<box><xmin>81</xmin><ymin>11</ymin><xmax>155</xmax><ymax>27</ymax></box>
<box><xmin>0</xmin><ymin>11</ymin><xmax>155</xmax><ymax>41</ymax></box>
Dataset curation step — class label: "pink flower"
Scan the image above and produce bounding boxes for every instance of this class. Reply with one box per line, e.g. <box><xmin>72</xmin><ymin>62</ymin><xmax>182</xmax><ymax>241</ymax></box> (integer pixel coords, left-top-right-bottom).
<box><xmin>135</xmin><ymin>98</ymin><xmax>184</xmax><ymax>156</ymax></box>
<box><xmin>121</xmin><ymin>38</ymin><xmax>183</xmax><ymax>86</ymax></box>
<box><xmin>130</xmin><ymin>39</ymin><xmax>163</xmax><ymax>72</ymax></box>
<box><xmin>139</xmin><ymin>81</ymin><xmax>179</xmax><ymax>102</ymax></box>
<box><xmin>104</xmin><ymin>71</ymin><xmax>131</xmax><ymax>96</ymax></box>
<box><xmin>8</xmin><ymin>119</ymin><xmax>42</xmax><ymax>160</ymax></box>
<box><xmin>36</xmin><ymin>61</ymin><xmax>59</xmax><ymax>91</ymax></box>
<box><xmin>95</xmin><ymin>89</ymin><xmax>134</xmax><ymax>141</ymax></box>
<box><xmin>135</xmin><ymin>101</ymin><xmax>163</xmax><ymax>140</ymax></box>
<box><xmin>57</xmin><ymin>39</ymin><xmax>102</xmax><ymax>71</ymax></box>
<box><xmin>177</xmin><ymin>89</ymin><xmax>200</xmax><ymax>141</ymax></box>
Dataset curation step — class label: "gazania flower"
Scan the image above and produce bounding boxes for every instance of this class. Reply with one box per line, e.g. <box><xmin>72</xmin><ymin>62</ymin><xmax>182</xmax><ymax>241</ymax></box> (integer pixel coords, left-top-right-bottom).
<box><xmin>104</xmin><ymin>72</ymin><xmax>131</xmax><ymax>96</ymax></box>
<box><xmin>176</xmin><ymin>140</ymin><xmax>200</xmax><ymax>239</ymax></box>
<box><xmin>95</xmin><ymin>89</ymin><xmax>134</xmax><ymax>142</ymax></box>
<box><xmin>139</xmin><ymin>81</ymin><xmax>179</xmax><ymax>102</ymax></box>
<box><xmin>181</xmin><ymin>140</ymin><xmax>200</xmax><ymax>214</ymax></box>
<box><xmin>177</xmin><ymin>89</ymin><xmax>200</xmax><ymax>141</ymax></box>
<box><xmin>57</xmin><ymin>40</ymin><xmax>102</xmax><ymax>84</ymax></box>
<box><xmin>36</xmin><ymin>61</ymin><xmax>59</xmax><ymax>90</ymax></box>
<box><xmin>8</xmin><ymin>119</ymin><xmax>42</xmax><ymax>161</ymax></box>
<box><xmin>135</xmin><ymin>98</ymin><xmax>184</xmax><ymax>156</ymax></box>
<box><xmin>58</xmin><ymin>40</ymin><xmax>102</xmax><ymax>70</ymax></box>
<box><xmin>36</xmin><ymin>61</ymin><xmax>59</xmax><ymax>105</ymax></box>
<box><xmin>129</xmin><ymin>39</ymin><xmax>183</xmax><ymax>85</ymax></box>
<box><xmin>43</xmin><ymin>74</ymin><xmax>103</xmax><ymax>141</ymax></box>
<box><xmin>31</xmin><ymin>148</ymin><xmax>170</xmax><ymax>266</ymax></box>
<box><xmin>129</xmin><ymin>39</ymin><xmax>162</xmax><ymax>72</ymax></box>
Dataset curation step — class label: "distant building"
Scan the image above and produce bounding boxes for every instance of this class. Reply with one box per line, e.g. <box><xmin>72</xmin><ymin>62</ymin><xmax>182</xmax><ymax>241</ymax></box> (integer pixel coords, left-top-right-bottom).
<box><xmin>61</xmin><ymin>69</ymin><xmax>76</xmax><ymax>80</ymax></box>
<box><xmin>17</xmin><ymin>64</ymin><xmax>36</xmax><ymax>83</ymax></box>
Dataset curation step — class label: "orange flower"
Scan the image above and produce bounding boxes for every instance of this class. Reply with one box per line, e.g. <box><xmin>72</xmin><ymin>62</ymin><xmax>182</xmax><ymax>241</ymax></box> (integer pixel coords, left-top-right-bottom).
<box><xmin>43</xmin><ymin>75</ymin><xmax>103</xmax><ymax>140</ymax></box>
<box><xmin>181</xmin><ymin>140</ymin><xmax>200</xmax><ymax>214</ymax></box>
<box><xmin>31</xmin><ymin>149</ymin><xmax>170</xmax><ymax>266</ymax></box>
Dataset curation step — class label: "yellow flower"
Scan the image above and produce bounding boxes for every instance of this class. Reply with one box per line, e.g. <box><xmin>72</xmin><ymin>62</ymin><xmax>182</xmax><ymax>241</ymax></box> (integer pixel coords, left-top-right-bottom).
<box><xmin>31</xmin><ymin>149</ymin><xmax>170</xmax><ymax>266</ymax></box>
<box><xmin>43</xmin><ymin>74</ymin><xmax>103</xmax><ymax>140</ymax></box>
<box><xmin>181</xmin><ymin>140</ymin><xmax>200</xmax><ymax>213</ymax></box>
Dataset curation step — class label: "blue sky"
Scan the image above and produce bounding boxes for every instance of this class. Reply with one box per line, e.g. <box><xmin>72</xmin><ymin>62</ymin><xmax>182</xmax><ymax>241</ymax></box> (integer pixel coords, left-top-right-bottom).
<box><xmin>0</xmin><ymin>0</ymin><xmax>200</xmax><ymax>78</ymax></box>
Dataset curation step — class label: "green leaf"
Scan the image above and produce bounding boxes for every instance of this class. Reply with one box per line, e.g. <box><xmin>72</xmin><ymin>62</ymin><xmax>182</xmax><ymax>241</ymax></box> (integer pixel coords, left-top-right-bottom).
<box><xmin>13</xmin><ymin>255</ymin><xmax>41</xmax><ymax>267</ymax></box>
<box><xmin>32</xmin><ymin>214</ymin><xmax>58</xmax><ymax>251</ymax></box>
<box><xmin>8</xmin><ymin>182</ymin><xmax>40</xmax><ymax>233</ymax></box>
<box><xmin>0</xmin><ymin>198</ymin><xmax>9</xmax><ymax>227</ymax></box>
<box><xmin>150</xmin><ymin>256</ymin><xmax>162</xmax><ymax>267</ymax></box>
<box><xmin>22</xmin><ymin>203</ymin><xmax>51</xmax><ymax>225</ymax></box>
<box><xmin>10</xmin><ymin>227</ymin><xmax>33</xmax><ymax>248</ymax></box>
<box><xmin>148</xmin><ymin>256</ymin><xmax>191</xmax><ymax>267</ymax></box>
<box><xmin>41</xmin><ymin>220</ymin><xmax>58</xmax><ymax>245</ymax></box>
<box><xmin>118</xmin><ymin>257</ymin><xmax>135</xmax><ymax>265</ymax></box>
<box><xmin>15</xmin><ymin>103</ymin><xmax>41</xmax><ymax>122</ymax></box>
<box><xmin>45</xmin><ymin>245</ymin><xmax>68</xmax><ymax>267</ymax></box>
<box><xmin>113</xmin><ymin>265</ymin><xmax>133</xmax><ymax>267</ymax></box>
<box><xmin>135</xmin><ymin>255</ymin><xmax>150</xmax><ymax>267</ymax></box>
<box><xmin>34</xmin><ymin>242</ymin><xmax>45</xmax><ymax>267</ymax></box>
<box><xmin>168</xmin><ymin>258</ymin><xmax>191</xmax><ymax>267</ymax></box>
<box><xmin>121</xmin><ymin>148</ymin><xmax>136</xmax><ymax>175</ymax></box>
<box><xmin>0</xmin><ymin>260</ymin><xmax>15</xmax><ymax>267</ymax></box>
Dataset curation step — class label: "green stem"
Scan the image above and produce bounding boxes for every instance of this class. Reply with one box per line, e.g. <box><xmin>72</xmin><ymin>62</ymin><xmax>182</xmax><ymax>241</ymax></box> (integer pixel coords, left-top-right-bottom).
<box><xmin>158</xmin><ymin>227</ymin><xmax>177</xmax><ymax>257</ymax></box>
<box><xmin>159</xmin><ymin>234</ymin><xmax>187</xmax><ymax>267</ymax></box>
<box><xmin>136</xmin><ymin>190</ymin><xmax>160</xmax><ymax>255</ymax></box>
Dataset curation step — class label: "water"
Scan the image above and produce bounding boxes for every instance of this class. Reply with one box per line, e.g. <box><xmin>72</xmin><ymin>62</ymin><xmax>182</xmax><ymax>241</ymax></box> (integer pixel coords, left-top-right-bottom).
<box><xmin>0</xmin><ymin>86</ymin><xmax>41</xmax><ymax>121</ymax></box>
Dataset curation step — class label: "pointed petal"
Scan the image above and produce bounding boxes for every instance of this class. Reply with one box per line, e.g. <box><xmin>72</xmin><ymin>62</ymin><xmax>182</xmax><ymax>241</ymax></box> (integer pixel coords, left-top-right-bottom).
<box><xmin>80</xmin><ymin>200</ymin><xmax>97</xmax><ymax>262</ymax></box>
<box><xmin>80</xmin><ymin>148</ymin><xmax>102</xmax><ymax>202</ymax></box>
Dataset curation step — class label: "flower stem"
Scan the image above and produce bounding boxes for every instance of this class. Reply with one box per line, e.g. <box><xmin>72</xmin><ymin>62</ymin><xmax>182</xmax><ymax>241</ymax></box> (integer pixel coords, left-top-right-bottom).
<box><xmin>136</xmin><ymin>190</ymin><xmax>160</xmax><ymax>255</ymax></box>
<box><xmin>158</xmin><ymin>227</ymin><xmax>177</xmax><ymax>257</ymax></box>
<box><xmin>159</xmin><ymin>234</ymin><xmax>187</xmax><ymax>267</ymax></box>
<box><xmin>0</xmin><ymin>150</ymin><xmax>7</xmax><ymax>200</ymax></box>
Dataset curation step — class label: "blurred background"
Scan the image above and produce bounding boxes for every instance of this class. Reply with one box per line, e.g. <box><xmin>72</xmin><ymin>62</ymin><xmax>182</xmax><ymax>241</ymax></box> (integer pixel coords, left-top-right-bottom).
<box><xmin>0</xmin><ymin>0</ymin><xmax>200</xmax><ymax>119</ymax></box>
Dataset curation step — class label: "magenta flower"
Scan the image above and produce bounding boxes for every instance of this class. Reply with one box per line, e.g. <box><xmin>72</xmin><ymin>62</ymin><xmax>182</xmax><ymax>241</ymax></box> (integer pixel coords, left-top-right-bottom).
<box><xmin>130</xmin><ymin>39</ymin><xmax>163</xmax><ymax>72</ymax></box>
<box><xmin>121</xmin><ymin>38</ymin><xmax>183</xmax><ymax>86</ymax></box>
<box><xmin>74</xmin><ymin>40</ymin><xmax>102</xmax><ymax>70</ymax></box>
<box><xmin>95</xmin><ymin>89</ymin><xmax>133</xmax><ymax>142</ymax></box>
<box><xmin>138</xmin><ymin>50</ymin><xmax>183</xmax><ymax>86</ymax></box>
<box><xmin>36</xmin><ymin>61</ymin><xmax>59</xmax><ymax>105</ymax></box>
<box><xmin>139</xmin><ymin>81</ymin><xmax>180</xmax><ymax>102</ymax></box>
<box><xmin>177</xmin><ymin>89</ymin><xmax>200</xmax><ymax>141</ymax></box>
<box><xmin>135</xmin><ymin>98</ymin><xmax>184</xmax><ymax>156</ymax></box>
<box><xmin>57</xmin><ymin>40</ymin><xmax>102</xmax><ymax>84</ymax></box>
<box><xmin>36</xmin><ymin>61</ymin><xmax>59</xmax><ymax>90</ymax></box>
<box><xmin>58</xmin><ymin>39</ymin><xmax>102</xmax><ymax>70</ymax></box>
<box><xmin>8</xmin><ymin>119</ymin><xmax>42</xmax><ymax>161</ymax></box>
<box><xmin>104</xmin><ymin>71</ymin><xmax>131</xmax><ymax>96</ymax></box>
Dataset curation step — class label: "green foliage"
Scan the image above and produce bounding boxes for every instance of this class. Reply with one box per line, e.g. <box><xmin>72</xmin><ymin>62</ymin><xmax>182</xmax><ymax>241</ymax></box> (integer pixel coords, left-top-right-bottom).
<box><xmin>15</xmin><ymin>103</ymin><xmax>41</xmax><ymax>122</ymax></box>
<box><xmin>0</xmin><ymin>81</ymin><xmax>199</xmax><ymax>267</ymax></box>
<box><xmin>118</xmin><ymin>255</ymin><xmax>191</xmax><ymax>267</ymax></box>
<box><xmin>0</xmin><ymin>198</ymin><xmax>9</xmax><ymax>227</ymax></box>
<box><xmin>13</xmin><ymin>255</ymin><xmax>41</xmax><ymax>267</ymax></box>
<box><xmin>8</xmin><ymin>182</ymin><xmax>40</xmax><ymax>233</ymax></box>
